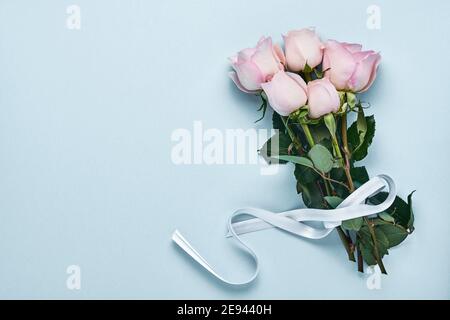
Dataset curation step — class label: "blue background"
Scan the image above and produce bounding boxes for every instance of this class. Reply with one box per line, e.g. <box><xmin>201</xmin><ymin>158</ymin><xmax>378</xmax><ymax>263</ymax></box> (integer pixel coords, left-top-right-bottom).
<box><xmin>0</xmin><ymin>0</ymin><xmax>449</xmax><ymax>299</ymax></box>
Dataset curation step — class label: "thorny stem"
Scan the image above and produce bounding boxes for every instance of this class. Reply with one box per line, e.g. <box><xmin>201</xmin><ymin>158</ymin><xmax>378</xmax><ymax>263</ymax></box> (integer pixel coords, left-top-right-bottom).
<box><xmin>341</xmin><ymin>112</ymin><xmax>386</xmax><ymax>274</ymax></box>
<box><xmin>311</xmin><ymin>168</ymin><xmax>350</xmax><ymax>192</ymax></box>
<box><xmin>341</xmin><ymin>113</ymin><xmax>355</xmax><ymax>192</ymax></box>
<box><xmin>284</xmin><ymin>115</ymin><xmax>355</xmax><ymax>262</ymax></box>
<box><xmin>300</xmin><ymin>123</ymin><xmax>315</xmax><ymax>148</ymax></box>
<box><xmin>324</xmin><ymin>177</ymin><xmax>332</xmax><ymax>196</ymax></box>
<box><xmin>331</xmin><ymin>134</ymin><xmax>344</xmax><ymax>167</ymax></box>
<box><xmin>303</xmin><ymin>120</ymin><xmax>355</xmax><ymax>262</ymax></box>
<box><xmin>364</xmin><ymin>217</ymin><xmax>387</xmax><ymax>274</ymax></box>
<box><xmin>337</xmin><ymin>228</ymin><xmax>356</xmax><ymax>262</ymax></box>
<box><xmin>281</xmin><ymin>116</ymin><xmax>302</xmax><ymax>152</ymax></box>
<box><xmin>357</xmin><ymin>244</ymin><xmax>364</xmax><ymax>273</ymax></box>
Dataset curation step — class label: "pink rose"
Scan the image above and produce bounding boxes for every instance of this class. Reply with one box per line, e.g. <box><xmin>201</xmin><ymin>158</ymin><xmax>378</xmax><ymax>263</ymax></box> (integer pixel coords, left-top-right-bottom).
<box><xmin>307</xmin><ymin>78</ymin><xmax>340</xmax><ymax>119</ymax></box>
<box><xmin>323</xmin><ymin>40</ymin><xmax>381</xmax><ymax>92</ymax></box>
<box><xmin>261</xmin><ymin>71</ymin><xmax>308</xmax><ymax>116</ymax></box>
<box><xmin>229</xmin><ymin>37</ymin><xmax>285</xmax><ymax>93</ymax></box>
<box><xmin>284</xmin><ymin>28</ymin><xmax>324</xmax><ymax>72</ymax></box>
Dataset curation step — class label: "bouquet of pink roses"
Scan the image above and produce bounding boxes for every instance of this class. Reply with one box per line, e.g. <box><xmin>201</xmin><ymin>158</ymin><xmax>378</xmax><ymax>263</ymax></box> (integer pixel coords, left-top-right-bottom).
<box><xmin>229</xmin><ymin>29</ymin><xmax>415</xmax><ymax>274</ymax></box>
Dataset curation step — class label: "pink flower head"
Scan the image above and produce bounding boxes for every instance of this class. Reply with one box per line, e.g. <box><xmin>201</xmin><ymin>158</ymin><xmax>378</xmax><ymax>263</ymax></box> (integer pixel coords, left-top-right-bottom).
<box><xmin>229</xmin><ymin>37</ymin><xmax>285</xmax><ymax>93</ymax></box>
<box><xmin>283</xmin><ymin>28</ymin><xmax>324</xmax><ymax>72</ymax></box>
<box><xmin>307</xmin><ymin>78</ymin><xmax>340</xmax><ymax>119</ymax></box>
<box><xmin>261</xmin><ymin>71</ymin><xmax>308</xmax><ymax>116</ymax></box>
<box><xmin>323</xmin><ymin>40</ymin><xmax>381</xmax><ymax>93</ymax></box>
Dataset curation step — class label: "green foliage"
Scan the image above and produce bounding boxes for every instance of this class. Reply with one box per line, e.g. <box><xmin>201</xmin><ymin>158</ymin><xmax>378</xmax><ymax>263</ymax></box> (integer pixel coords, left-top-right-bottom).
<box><xmin>324</xmin><ymin>114</ymin><xmax>337</xmax><ymax>140</ymax></box>
<box><xmin>407</xmin><ymin>191</ymin><xmax>416</xmax><ymax>231</ymax></box>
<box><xmin>377</xmin><ymin>224</ymin><xmax>409</xmax><ymax>248</ymax></box>
<box><xmin>346</xmin><ymin>92</ymin><xmax>358</xmax><ymax>109</ymax></box>
<box><xmin>370</xmin><ymin>192</ymin><xmax>415</xmax><ymax>230</ymax></box>
<box><xmin>342</xmin><ymin>218</ymin><xmax>364</xmax><ymax>231</ymax></box>
<box><xmin>308</xmin><ymin>144</ymin><xmax>334</xmax><ymax>173</ymax></box>
<box><xmin>276</xmin><ymin>155</ymin><xmax>314</xmax><ymax>168</ymax></box>
<box><xmin>348</xmin><ymin>114</ymin><xmax>376</xmax><ymax>161</ymax></box>
<box><xmin>272</xmin><ymin>111</ymin><xmax>285</xmax><ymax>131</ymax></box>
<box><xmin>358</xmin><ymin>225</ymin><xmax>390</xmax><ymax>266</ymax></box>
<box><xmin>324</xmin><ymin>196</ymin><xmax>343</xmax><ymax>209</ymax></box>
<box><xmin>300</xmin><ymin>181</ymin><xmax>325</xmax><ymax>209</ymax></box>
<box><xmin>260</xmin><ymin>131</ymin><xmax>292</xmax><ymax>164</ymax></box>
<box><xmin>255</xmin><ymin>95</ymin><xmax>268</xmax><ymax>123</ymax></box>
<box><xmin>350</xmin><ymin>166</ymin><xmax>370</xmax><ymax>185</ymax></box>
<box><xmin>378</xmin><ymin>212</ymin><xmax>396</xmax><ymax>223</ymax></box>
<box><xmin>294</xmin><ymin>164</ymin><xmax>319</xmax><ymax>185</ymax></box>
<box><xmin>263</xmin><ymin>97</ymin><xmax>415</xmax><ymax>274</ymax></box>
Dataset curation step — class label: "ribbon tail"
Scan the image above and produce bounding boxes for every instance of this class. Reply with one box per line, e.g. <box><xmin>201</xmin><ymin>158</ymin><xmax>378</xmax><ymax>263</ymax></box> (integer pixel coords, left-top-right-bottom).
<box><xmin>172</xmin><ymin>175</ymin><xmax>397</xmax><ymax>286</ymax></box>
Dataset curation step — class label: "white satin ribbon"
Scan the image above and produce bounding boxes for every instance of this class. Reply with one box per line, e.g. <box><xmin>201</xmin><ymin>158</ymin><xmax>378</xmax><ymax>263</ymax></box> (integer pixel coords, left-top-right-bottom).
<box><xmin>172</xmin><ymin>175</ymin><xmax>396</xmax><ymax>286</ymax></box>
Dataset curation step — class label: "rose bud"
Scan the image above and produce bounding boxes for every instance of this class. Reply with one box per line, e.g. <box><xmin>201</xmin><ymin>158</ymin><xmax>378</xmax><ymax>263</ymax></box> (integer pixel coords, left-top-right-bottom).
<box><xmin>283</xmin><ymin>28</ymin><xmax>324</xmax><ymax>72</ymax></box>
<box><xmin>229</xmin><ymin>37</ymin><xmax>285</xmax><ymax>93</ymax></box>
<box><xmin>307</xmin><ymin>78</ymin><xmax>340</xmax><ymax>119</ymax></box>
<box><xmin>323</xmin><ymin>40</ymin><xmax>381</xmax><ymax>92</ymax></box>
<box><xmin>261</xmin><ymin>71</ymin><xmax>308</xmax><ymax>116</ymax></box>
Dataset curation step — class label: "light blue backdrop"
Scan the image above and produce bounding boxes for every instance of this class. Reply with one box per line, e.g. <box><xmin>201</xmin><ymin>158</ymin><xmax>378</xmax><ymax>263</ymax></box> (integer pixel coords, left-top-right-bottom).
<box><xmin>0</xmin><ymin>0</ymin><xmax>449</xmax><ymax>299</ymax></box>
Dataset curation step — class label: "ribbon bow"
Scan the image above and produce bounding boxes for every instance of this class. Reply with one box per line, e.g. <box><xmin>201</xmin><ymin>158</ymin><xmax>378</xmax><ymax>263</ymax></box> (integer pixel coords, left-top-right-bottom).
<box><xmin>172</xmin><ymin>175</ymin><xmax>396</xmax><ymax>286</ymax></box>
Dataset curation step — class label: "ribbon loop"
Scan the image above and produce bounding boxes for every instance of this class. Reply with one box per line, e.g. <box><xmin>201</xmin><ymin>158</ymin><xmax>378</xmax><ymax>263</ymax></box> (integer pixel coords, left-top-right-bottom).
<box><xmin>173</xmin><ymin>175</ymin><xmax>396</xmax><ymax>286</ymax></box>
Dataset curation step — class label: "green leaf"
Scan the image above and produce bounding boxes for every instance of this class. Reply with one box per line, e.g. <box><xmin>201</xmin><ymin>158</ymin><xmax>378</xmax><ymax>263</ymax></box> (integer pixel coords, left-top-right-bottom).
<box><xmin>338</xmin><ymin>91</ymin><xmax>346</xmax><ymax>106</ymax></box>
<box><xmin>330</xmin><ymin>168</ymin><xmax>350</xmax><ymax>199</ymax></box>
<box><xmin>348</xmin><ymin>115</ymin><xmax>376</xmax><ymax>161</ymax></box>
<box><xmin>377</xmin><ymin>224</ymin><xmax>409</xmax><ymax>248</ymax></box>
<box><xmin>359</xmin><ymin>244</ymin><xmax>377</xmax><ymax>266</ymax></box>
<box><xmin>309</xmin><ymin>124</ymin><xmax>331</xmax><ymax>143</ymax></box>
<box><xmin>350</xmin><ymin>166</ymin><xmax>369</xmax><ymax>186</ymax></box>
<box><xmin>259</xmin><ymin>132</ymin><xmax>292</xmax><ymax>164</ymax></box>
<box><xmin>276</xmin><ymin>155</ymin><xmax>314</xmax><ymax>169</ymax></box>
<box><xmin>294</xmin><ymin>164</ymin><xmax>319</xmax><ymax>185</ymax></box>
<box><xmin>324</xmin><ymin>114</ymin><xmax>337</xmax><ymax>139</ymax></box>
<box><xmin>296</xmin><ymin>181</ymin><xmax>303</xmax><ymax>194</ymax></box>
<box><xmin>357</xmin><ymin>107</ymin><xmax>368</xmax><ymax>140</ymax></box>
<box><xmin>308</xmin><ymin>144</ymin><xmax>334</xmax><ymax>173</ymax></box>
<box><xmin>342</xmin><ymin>218</ymin><xmax>364</xmax><ymax>231</ymax></box>
<box><xmin>303</xmin><ymin>63</ymin><xmax>313</xmax><ymax>73</ymax></box>
<box><xmin>255</xmin><ymin>97</ymin><xmax>268</xmax><ymax>123</ymax></box>
<box><xmin>313</xmin><ymin>68</ymin><xmax>324</xmax><ymax>79</ymax></box>
<box><xmin>346</xmin><ymin>92</ymin><xmax>358</xmax><ymax>109</ymax></box>
<box><xmin>372</xmin><ymin>218</ymin><xmax>391</xmax><ymax>226</ymax></box>
<box><xmin>272</xmin><ymin>111</ymin><xmax>285</xmax><ymax>131</ymax></box>
<box><xmin>300</xmin><ymin>181</ymin><xmax>325</xmax><ymax>209</ymax></box>
<box><xmin>358</xmin><ymin>225</ymin><xmax>390</xmax><ymax>266</ymax></box>
<box><xmin>362</xmin><ymin>226</ymin><xmax>390</xmax><ymax>258</ymax></box>
<box><xmin>324</xmin><ymin>196</ymin><xmax>343</xmax><ymax>209</ymax></box>
<box><xmin>407</xmin><ymin>191</ymin><xmax>416</xmax><ymax>231</ymax></box>
<box><xmin>370</xmin><ymin>192</ymin><xmax>412</xmax><ymax>229</ymax></box>
<box><xmin>379</xmin><ymin>212</ymin><xmax>396</xmax><ymax>223</ymax></box>
<box><xmin>374</xmin><ymin>228</ymin><xmax>390</xmax><ymax>256</ymax></box>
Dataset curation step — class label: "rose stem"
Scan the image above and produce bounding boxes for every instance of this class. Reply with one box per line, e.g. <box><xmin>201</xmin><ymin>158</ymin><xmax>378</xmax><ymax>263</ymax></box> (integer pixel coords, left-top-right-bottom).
<box><xmin>300</xmin><ymin>120</ymin><xmax>355</xmax><ymax>262</ymax></box>
<box><xmin>340</xmin><ymin>113</ymin><xmax>355</xmax><ymax>192</ymax></box>
<box><xmin>300</xmin><ymin>123</ymin><xmax>316</xmax><ymax>148</ymax></box>
<box><xmin>365</xmin><ymin>218</ymin><xmax>387</xmax><ymax>274</ymax></box>
<box><xmin>357</xmin><ymin>244</ymin><xmax>364</xmax><ymax>273</ymax></box>
<box><xmin>341</xmin><ymin>112</ymin><xmax>387</xmax><ymax>274</ymax></box>
<box><xmin>281</xmin><ymin>116</ymin><xmax>302</xmax><ymax>152</ymax></box>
